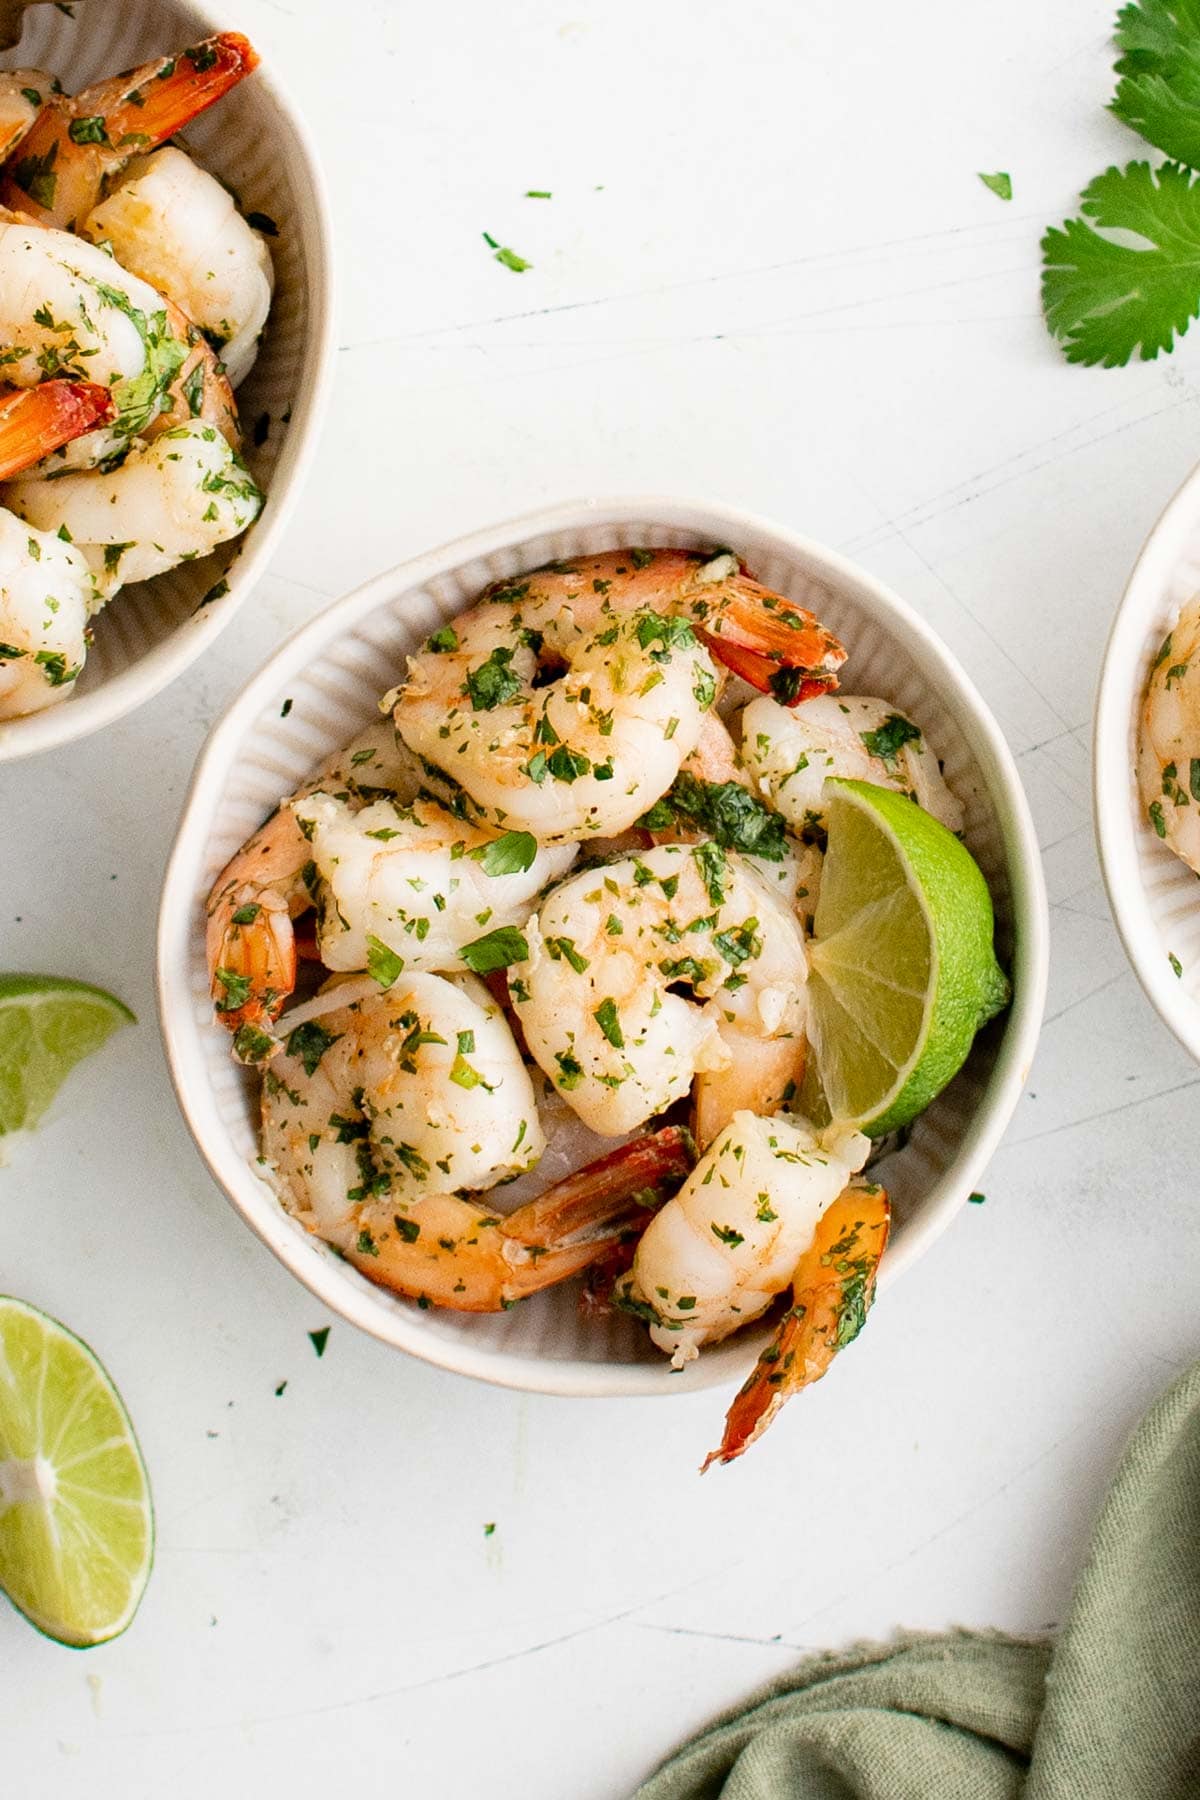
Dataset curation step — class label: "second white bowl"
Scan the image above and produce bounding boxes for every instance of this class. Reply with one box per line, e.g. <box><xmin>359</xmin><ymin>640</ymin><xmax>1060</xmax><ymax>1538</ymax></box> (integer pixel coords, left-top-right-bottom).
<box><xmin>158</xmin><ymin>497</ymin><xmax>1048</xmax><ymax>1396</ymax></box>
<box><xmin>0</xmin><ymin>0</ymin><xmax>335</xmax><ymax>761</ymax></box>
<box><xmin>1096</xmin><ymin>460</ymin><xmax>1200</xmax><ymax>1061</ymax></box>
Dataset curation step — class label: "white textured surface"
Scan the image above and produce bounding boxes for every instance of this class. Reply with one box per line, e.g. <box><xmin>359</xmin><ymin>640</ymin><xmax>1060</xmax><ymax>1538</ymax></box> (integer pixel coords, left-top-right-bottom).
<box><xmin>0</xmin><ymin>0</ymin><xmax>333</xmax><ymax>760</ymax></box>
<box><xmin>158</xmin><ymin>498</ymin><xmax>1045</xmax><ymax>1390</ymax></box>
<box><xmin>4</xmin><ymin>1</ymin><xmax>1200</xmax><ymax>1795</ymax></box>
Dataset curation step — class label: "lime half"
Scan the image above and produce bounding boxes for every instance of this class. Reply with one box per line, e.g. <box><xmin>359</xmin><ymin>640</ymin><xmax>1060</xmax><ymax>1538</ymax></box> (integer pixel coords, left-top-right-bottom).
<box><xmin>0</xmin><ymin>1297</ymin><xmax>152</xmax><ymax>1646</ymax></box>
<box><xmin>801</xmin><ymin>779</ymin><xmax>1010</xmax><ymax>1135</ymax></box>
<box><xmin>0</xmin><ymin>975</ymin><xmax>134</xmax><ymax>1138</ymax></box>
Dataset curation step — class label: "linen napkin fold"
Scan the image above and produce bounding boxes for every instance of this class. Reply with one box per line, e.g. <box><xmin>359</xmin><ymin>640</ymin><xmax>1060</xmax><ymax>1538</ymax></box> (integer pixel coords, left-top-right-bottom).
<box><xmin>635</xmin><ymin>1360</ymin><xmax>1200</xmax><ymax>1799</ymax></box>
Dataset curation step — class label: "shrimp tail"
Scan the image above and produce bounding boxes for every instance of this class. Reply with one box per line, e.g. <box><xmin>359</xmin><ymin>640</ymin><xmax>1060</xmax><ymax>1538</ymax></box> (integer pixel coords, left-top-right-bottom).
<box><xmin>205</xmin><ymin>804</ymin><xmax>315</xmax><ymax>1035</ymax></box>
<box><xmin>83</xmin><ymin>34</ymin><xmax>260</xmax><ymax>148</ymax></box>
<box><xmin>0</xmin><ymin>380</ymin><xmax>115</xmax><ymax>479</ymax></box>
<box><xmin>2</xmin><ymin>35</ymin><xmax>259</xmax><ymax>229</ymax></box>
<box><xmin>705</xmin><ymin>639</ymin><xmax>838</xmax><ymax>707</ymax></box>
<box><xmin>502</xmin><ymin>1126</ymin><xmax>696</xmax><ymax>1302</ymax></box>
<box><xmin>206</xmin><ymin>888</ymin><xmax>296</xmax><ymax>1035</ymax></box>
<box><xmin>690</xmin><ymin>568</ymin><xmax>847</xmax><ymax>702</ymax></box>
<box><xmin>702</xmin><ymin>1181</ymin><xmax>890</xmax><ymax>1471</ymax></box>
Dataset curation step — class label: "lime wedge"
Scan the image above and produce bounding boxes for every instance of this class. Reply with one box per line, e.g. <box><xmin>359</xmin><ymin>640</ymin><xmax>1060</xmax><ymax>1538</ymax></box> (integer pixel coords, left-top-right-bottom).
<box><xmin>0</xmin><ymin>1297</ymin><xmax>152</xmax><ymax>1646</ymax></box>
<box><xmin>0</xmin><ymin>975</ymin><xmax>134</xmax><ymax>1138</ymax></box>
<box><xmin>801</xmin><ymin>779</ymin><xmax>1010</xmax><ymax>1135</ymax></box>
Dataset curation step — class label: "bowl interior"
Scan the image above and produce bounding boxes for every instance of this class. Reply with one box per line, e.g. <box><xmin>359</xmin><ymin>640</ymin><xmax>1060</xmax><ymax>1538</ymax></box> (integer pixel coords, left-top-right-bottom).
<box><xmin>0</xmin><ymin>0</ymin><xmax>328</xmax><ymax>759</ymax></box>
<box><xmin>1096</xmin><ymin>463</ymin><xmax>1200</xmax><ymax>1060</ymax></box>
<box><xmin>161</xmin><ymin>501</ymin><xmax>1044</xmax><ymax>1395</ymax></box>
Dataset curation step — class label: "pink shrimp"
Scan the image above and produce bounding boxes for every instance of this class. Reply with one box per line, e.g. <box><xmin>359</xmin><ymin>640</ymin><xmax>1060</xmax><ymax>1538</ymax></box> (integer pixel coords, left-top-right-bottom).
<box><xmin>1</xmin><ymin>34</ymin><xmax>259</xmax><ymax>231</ymax></box>
<box><xmin>703</xmin><ymin>1182</ymin><xmax>890</xmax><ymax>1469</ymax></box>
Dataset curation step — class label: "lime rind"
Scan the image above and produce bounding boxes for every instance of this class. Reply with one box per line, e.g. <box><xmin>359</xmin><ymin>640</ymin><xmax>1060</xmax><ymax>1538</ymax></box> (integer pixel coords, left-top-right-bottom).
<box><xmin>0</xmin><ymin>1297</ymin><xmax>152</xmax><ymax>1647</ymax></box>
<box><xmin>806</xmin><ymin>779</ymin><xmax>1010</xmax><ymax>1135</ymax></box>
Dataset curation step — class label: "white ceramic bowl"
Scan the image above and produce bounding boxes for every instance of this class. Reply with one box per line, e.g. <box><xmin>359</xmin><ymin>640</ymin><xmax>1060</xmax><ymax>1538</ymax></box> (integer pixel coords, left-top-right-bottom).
<box><xmin>0</xmin><ymin>0</ymin><xmax>334</xmax><ymax>762</ymax></box>
<box><xmin>158</xmin><ymin>498</ymin><xmax>1048</xmax><ymax>1396</ymax></box>
<box><xmin>1096</xmin><ymin>462</ymin><xmax>1200</xmax><ymax>1059</ymax></box>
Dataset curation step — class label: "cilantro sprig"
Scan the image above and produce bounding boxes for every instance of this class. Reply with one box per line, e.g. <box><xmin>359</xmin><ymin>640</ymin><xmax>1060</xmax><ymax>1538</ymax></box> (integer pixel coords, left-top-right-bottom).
<box><xmin>1043</xmin><ymin>0</ymin><xmax>1200</xmax><ymax>364</ymax></box>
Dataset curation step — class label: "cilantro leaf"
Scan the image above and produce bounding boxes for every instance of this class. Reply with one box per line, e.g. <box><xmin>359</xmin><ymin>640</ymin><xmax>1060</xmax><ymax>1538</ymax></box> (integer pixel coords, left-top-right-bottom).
<box><xmin>465</xmin><ymin>645</ymin><xmax>522</xmax><ymax>711</ymax></box>
<box><xmin>1042</xmin><ymin>160</ymin><xmax>1200</xmax><ymax>365</ymax></box>
<box><xmin>1112</xmin><ymin>0</ymin><xmax>1200</xmax><ymax>165</ymax></box>
<box><xmin>860</xmin><ymin>713</ymin><xmax>922</xmax><ymax>769</ymax></box>
<box><xmin>366</xmin><ymin>934</ymin><xmax>405</xmax><ymax>988</ymax></box>
<box><xmin>285</xmin><ymin>1020</ymin><xmax>340</xmax><ymax>1075</ymax></box>
<box><xmin>978</xmin><ymin>171</ymin><xmax>1013</xmax><ymax>201</ymax></box>
<box><xmin>460</xmin><ymin>925</ymin><xmax>529</xmax><ymax>974</ymax></box>
<box><xmin>473</xmin><ymin>830</ymin><xmax>538</xmax><ymax>876</ymax></box>
<box><xmin>639</xmin><ymin>773</ymin><xmax>787</xmax><ymax>861</ymax></box>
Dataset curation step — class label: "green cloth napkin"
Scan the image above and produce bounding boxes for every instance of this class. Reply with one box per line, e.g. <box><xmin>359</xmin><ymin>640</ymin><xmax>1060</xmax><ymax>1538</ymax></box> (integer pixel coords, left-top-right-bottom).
<box><xmin>636</xmin><ymin>1361</ymin><xmax>1200</xmax><ymax>1799</ymax></box>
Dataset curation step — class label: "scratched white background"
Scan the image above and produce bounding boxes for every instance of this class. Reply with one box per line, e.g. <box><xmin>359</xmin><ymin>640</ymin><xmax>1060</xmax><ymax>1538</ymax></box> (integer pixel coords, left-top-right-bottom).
<box><xmin>3</xmin><ymin>0</ymin><xmax>1200</xmax><ymax>1792</ymax></box>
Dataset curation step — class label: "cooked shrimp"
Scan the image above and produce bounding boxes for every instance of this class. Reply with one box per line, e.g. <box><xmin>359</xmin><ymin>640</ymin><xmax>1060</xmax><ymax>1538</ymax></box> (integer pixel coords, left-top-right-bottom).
<box><xmin>0</xmin><ymin>217</ymin><xmax>193</xmax><ymax>467</ymax></box>
<box><xmin>206</xmin><ymin>725</ymin><xmax>572</xmax><ymax>1043</ymax></box>
<box><xmin>741</xmin><ymin>692</ymin><xmax>964</xmax><ymax>838</ymax></box>
<box><xmin>1</xmin><ymin>34</ymin><xmax>259</xmax><ymax>232</ymax></box>
<box><xmin>82</xmin><ymin>146</ymin><xmax>274</xmax><ymax>389</ymax></box>
<box><xmin>393</xmin><ymin>595</ymin><xmax>722</xmax><ymax>844</ymax></box>
<box><xmin>703</xmin><ymin>1178</ymin><xmax>890</xmax><ymax>1468</ymax></box>
<box><xmin>472</xmin><ymin>548</ymin><xmax>847</xmax><ymax>694</ymax></box>
<box><xmin>614</xmin><ymin>1109</ymin><xmax>871</xmax><ymax>1365</ymax></box>
<box><xmin>1139</xmin><ymin>599</ymin><xmax>1200</xmax><ymax>872</ymax></box>
<box><xmin>0</xmin><ymin>71</ymin><xmax>54</xmax><ymax>162</ymax></box>
<box><xmin>393</xmin><ymin>551</ymin><xmax>846</xmax><ymax>840</ymax></box>
<box><xmin>0</xmin><ymin>508</ymin><xmax>97</xmax><ymax>715</ymax></box>
<box><xmin>6</xmin><ymin>419</ymin><xmax>261</xmax><ymax>596</ymax></box>
<box><xmin>292</xmin><ymin>792</ymin><xmax>575</xmax><ymax>975</ymax></box>
<box><xmin>260</xmin><ymin>974</ymin><xmax>694</xmax><ymax>1310</ymax></box>
<box><xmin>344</xmin><ymin>1126</ymin><xmax>693</xmax><ymax>1312</ymax></box>
<box><xmin>0</xmin><ymin>380</ymin><xmax>119</xmax><ymax>719</ymax></box>
<box><xmin>510</xmin><ymin>842</ymin><xmax>808</xmax><ymax>1137</ymax></box>
<box><xmin>262</xmin><ymin>975</ymin><xmax>546</xmax><ymax>1222</ymax></box>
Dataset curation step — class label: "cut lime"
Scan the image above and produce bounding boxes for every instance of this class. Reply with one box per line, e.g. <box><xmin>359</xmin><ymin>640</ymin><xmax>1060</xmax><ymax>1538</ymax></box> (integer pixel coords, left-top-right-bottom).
<box><xmin>0</xmin><ymin>1297</ymin><xmax>152</xmax><ymax>1646</ymax></box>
<box><xmin>0</xmin><ymin>975</ymin><xmax>134</xmax><ymax>1138</ymax></box>
<box><xmin>801</xmin><ymin>779</ymin><xmax>1010</xmax><ymax>1136</ymax></box>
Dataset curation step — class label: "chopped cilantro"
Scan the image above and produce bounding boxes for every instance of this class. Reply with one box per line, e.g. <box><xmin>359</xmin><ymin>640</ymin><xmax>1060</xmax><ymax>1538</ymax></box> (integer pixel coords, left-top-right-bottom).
<box><xmin>593</xmin><ymin>997</ymin><xmax>624</xmax><ymax>1048</ymax></box>
<box><xmin>460</xmin><ymin>924</ymin><xmax>529</xmax><ymax>973</ymax></box>
<box><xmin>978</xmin><ymin>171</ymin><xmax>1012</xmax><ymax>202</ymax></box>
<box><xmin>640</xmin><ymin>773</ymin><xmax>787</xmax><ymax>860</ymax></box>
<box><xmin>68</xmin><ymin>115</ymin><xmax>109</xmax><ymax>145</ymax></box>
<box><xmin>308</xmin><ymin>1326</ymin><xmax>330</xmax><ymax>1357</ymax></box>
<box><xmin>367</xmin><ymin>934</ymin><xmax>405</xmax><ymax>988</ymax></box>
<box><xmin>285</xmin><ymin>1020</ymin><xmax>341</xmax><ymax>1075</ymax></box>
<box><xmin>232</xmin><ymin>1023</ymin><xmax>275</xmax><ymax>1063</ymax></box>
<box><xmin>546</xmin><ymin>935</ymin><xmax>589</xmax><ymax>973</ymax></box>
<box><xmin>860</xmin><ymin>713</ymin><xmax>922</xmax><ymax>769</ymax></box>
<box><xmin>547</xmin><ymin>744</ymin><xmax>591</xmax><ymax>783</ymax></box>
<box><xmin>474</xmin><ymin>830</ymin><xmax>537</xmax><ymax>876</ymax></box>
<box><xmin>466</xmin><ymin>645</ymin><xmax>522</xmax><ymax>710</ymax></box>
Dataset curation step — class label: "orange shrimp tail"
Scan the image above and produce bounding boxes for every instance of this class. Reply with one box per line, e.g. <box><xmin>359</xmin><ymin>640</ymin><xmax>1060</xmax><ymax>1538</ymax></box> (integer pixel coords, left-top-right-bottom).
<box><xmin>0</xmin><ymin>380</ymin><xmax>115</xmax><ymax>479</ymax></box>
<box><xmin>703</xmin><ymin>1182</ymin><xmax>890</xmax><ymax>1471</ymax></box>
<box><xmin>706</xmin><ymin>638</ymin><xmax>839</xmax><ymax>706</ymax></box>
<box><xmin>504</xmin><ymin>1126</ymin><xmax>696</xmax><ymax>1304</ymax></box>
<box><xmin>206</xmin><ymin>891</ymin><xmax>296</xmax><ymax>1032</ymax></box>
<box><xmin>71</xmin><ymin>33</ymin><xmax>259</xmax><ymax>150</ymax></box>
<box><xmin>2</xmin><ymin>35</ymin><xmax>259</xmax><ymax>228</ymax></box>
